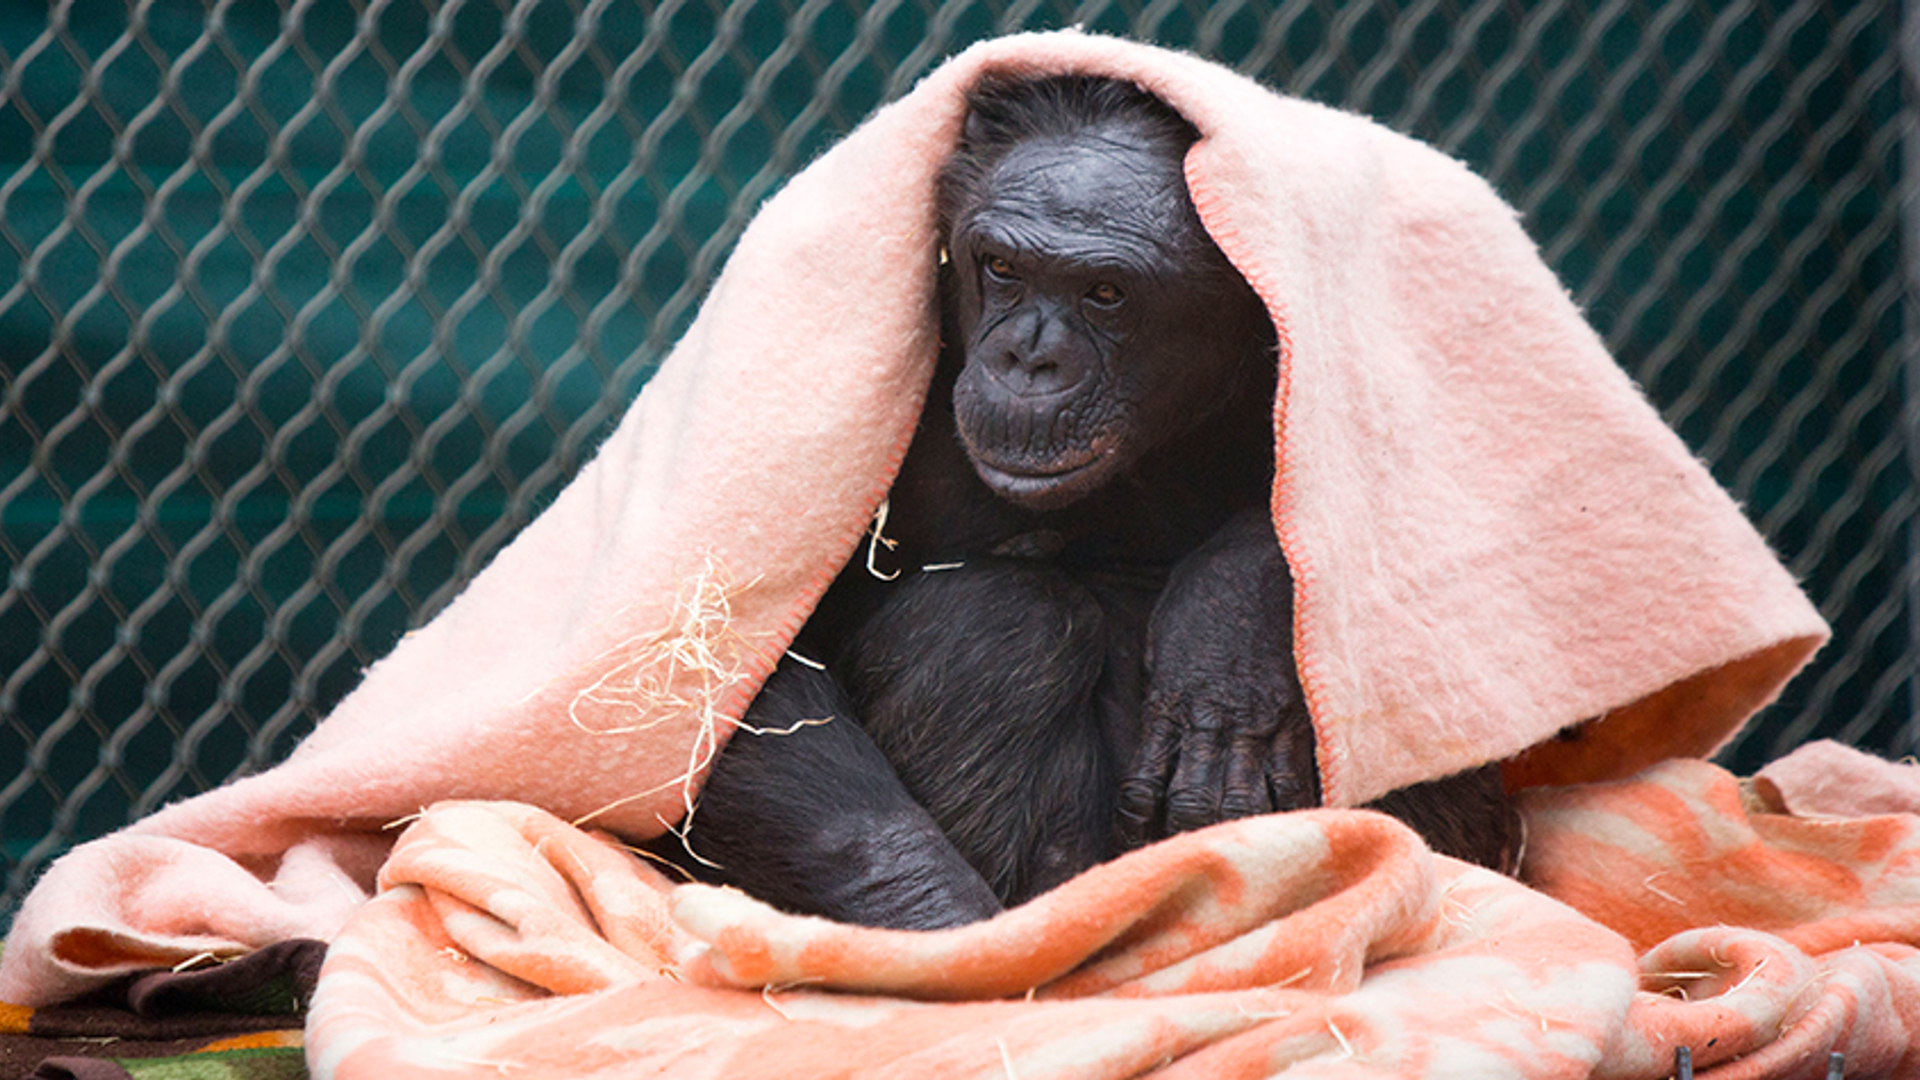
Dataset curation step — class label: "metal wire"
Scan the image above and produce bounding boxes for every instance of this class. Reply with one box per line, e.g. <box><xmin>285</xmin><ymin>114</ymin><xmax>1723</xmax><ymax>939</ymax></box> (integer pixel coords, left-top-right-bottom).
<box><xmin>0</xmin><ymin>0</ymin><xmax>1908</xmax><ymax>917</ymax></box>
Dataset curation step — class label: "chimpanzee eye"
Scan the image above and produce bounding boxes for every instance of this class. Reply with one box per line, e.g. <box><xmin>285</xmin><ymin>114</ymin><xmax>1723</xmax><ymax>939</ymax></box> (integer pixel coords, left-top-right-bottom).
<box><xmin>984</xmin><ymin>255</ymin><xmax>1017</xmax><ymax>281</ymax></box>
<box><xmin>1086</xmin><ymin>281</ymin><xmax>1124</xmax><ymax>306</ymax></box>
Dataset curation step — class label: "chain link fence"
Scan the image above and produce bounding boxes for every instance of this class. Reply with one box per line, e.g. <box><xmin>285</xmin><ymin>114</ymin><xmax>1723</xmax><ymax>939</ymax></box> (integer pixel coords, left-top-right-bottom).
<box><xmin>0</xmin><ymin>0</ymin><xmax>1909</xmax><ymax>919</ymax></box>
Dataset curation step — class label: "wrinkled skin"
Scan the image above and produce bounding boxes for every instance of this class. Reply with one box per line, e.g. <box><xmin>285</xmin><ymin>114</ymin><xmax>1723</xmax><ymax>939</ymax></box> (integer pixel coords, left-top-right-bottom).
<box><xmin>1120</xmin><ymin>507</ymin><xmax>1320</xmax><ymax>844</ymax></box>
<box><xmin>946</xmin><ymin>130</ymin><xmax>1257</xmax><ymax>513</ymax></box>
<box><xmin>653</xmin><ymin>77</ymin><xmax>1521</xmax><ymax>930</ymax></box>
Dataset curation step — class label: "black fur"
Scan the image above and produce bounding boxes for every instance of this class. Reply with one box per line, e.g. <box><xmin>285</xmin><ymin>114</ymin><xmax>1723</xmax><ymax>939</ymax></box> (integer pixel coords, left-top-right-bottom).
<box><xmin>651</xmin><ymin>76</ymin><xmax>1522</xmax><ymax>929</ymax></box>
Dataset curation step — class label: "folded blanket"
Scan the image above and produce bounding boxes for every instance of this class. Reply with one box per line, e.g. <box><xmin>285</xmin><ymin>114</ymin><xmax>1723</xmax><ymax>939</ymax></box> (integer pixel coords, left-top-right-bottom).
<box><xmin>0</xmin><ymin>29</ymin><xmax>1851</xmax><ymax>1076</ymax></box>
<box><xmin>294</xmin><ymin>743</ymin><xmax>1920</xmax><ymax>1079</ymax></box>
<box><xmin>0</xmin><ymin>942</ymin><xmax>315</xmax><ymax>1080</ymax></box>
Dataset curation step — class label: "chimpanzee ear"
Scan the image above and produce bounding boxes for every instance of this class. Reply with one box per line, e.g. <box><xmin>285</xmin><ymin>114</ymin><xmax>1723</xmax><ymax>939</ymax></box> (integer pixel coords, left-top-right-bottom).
<box><xmin>960</xmin><ymin>107</ymin><xmax>995</xmax><ymax>149</ymax></box>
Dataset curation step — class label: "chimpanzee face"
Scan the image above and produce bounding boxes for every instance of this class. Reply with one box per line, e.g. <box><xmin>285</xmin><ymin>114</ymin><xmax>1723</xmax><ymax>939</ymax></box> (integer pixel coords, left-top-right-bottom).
<box><xmin>945</xmin><ymin>121</ymin><xmax>1267</xmax><ymax>512</ymax></box>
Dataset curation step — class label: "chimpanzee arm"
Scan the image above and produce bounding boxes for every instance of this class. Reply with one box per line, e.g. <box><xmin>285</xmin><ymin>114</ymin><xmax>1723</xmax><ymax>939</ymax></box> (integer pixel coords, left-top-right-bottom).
<box><xmin>1121</xmin><ymin>507</ymin><xmax>1523</xmax><ymax>871</ymax></box>
<box><xmin>1367</xmin><ymin>764</ymin><xmax>1521</xmax><ymax>872</ymax></box>
<box><xmin>1119</xmin><ymin>507</ymin><xmax>1318</xmax><ymax>845</ymax></box>
<box><xmin>843</xmin><ymin>559</ymin><xmax>1121</xmax><ymax>906</ymax></box>
<box><xmin>658</xmin><ymin>657</ymin><xmax>1002</xmax><ymax>929</ymax></box>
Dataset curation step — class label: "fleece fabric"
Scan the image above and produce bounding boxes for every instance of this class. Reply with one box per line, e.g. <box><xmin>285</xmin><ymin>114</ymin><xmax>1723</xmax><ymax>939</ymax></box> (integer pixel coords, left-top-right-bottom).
<box><xmin>295</xmin><ymin>741</ymin><xmax>1920</xmax><ymax>1080</ymax></box>
<box><xmin>0</xmin><ymin>33</ymin><xmax>1843</xmax><ymax>1073</ymax></box>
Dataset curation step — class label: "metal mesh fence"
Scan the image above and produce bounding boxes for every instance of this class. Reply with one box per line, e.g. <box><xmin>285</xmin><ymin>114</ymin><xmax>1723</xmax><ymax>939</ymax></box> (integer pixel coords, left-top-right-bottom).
<box><xmin>0</xmin><ymin>0</ymin><xmax>1908</xmax><ymax>918</ymax></box>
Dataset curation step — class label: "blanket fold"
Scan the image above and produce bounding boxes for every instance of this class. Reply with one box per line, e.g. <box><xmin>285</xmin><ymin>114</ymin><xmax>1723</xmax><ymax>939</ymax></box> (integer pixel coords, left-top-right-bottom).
<box><xmin>309</xmin><ymin>799</ymin><xmax>1638</xmax><ymax>1078</ymax></box>
<box><xmin>292</xmin><ymin>743</ymin><xmax>1920</xmax><ymax>1079</ymax></box>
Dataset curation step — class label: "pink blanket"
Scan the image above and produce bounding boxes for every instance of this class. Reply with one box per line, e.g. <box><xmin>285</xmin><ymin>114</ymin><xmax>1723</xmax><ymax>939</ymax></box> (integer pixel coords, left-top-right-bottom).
<box><xmin>2</xmin><ymin>29</ymin><xmax>1884</xmax><ymax>1078</ymax></box>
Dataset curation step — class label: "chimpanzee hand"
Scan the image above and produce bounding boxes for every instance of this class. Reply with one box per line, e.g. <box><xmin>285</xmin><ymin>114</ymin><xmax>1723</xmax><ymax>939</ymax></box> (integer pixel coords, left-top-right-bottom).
<box><xmin>1119</xmin><ymin>507</ymin><xmax>1318</xmax><ymax>846</ymax></box>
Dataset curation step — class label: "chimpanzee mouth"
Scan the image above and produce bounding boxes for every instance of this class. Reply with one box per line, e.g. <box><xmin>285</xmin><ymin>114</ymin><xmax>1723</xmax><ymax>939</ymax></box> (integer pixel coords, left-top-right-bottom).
<box><xmin>951</xmin><ymin>382</ymin><xmax>1123</xmax><ymax>510</ymax></box>
<box><xmin>970</xmin><ymin>449</ymin><xmax>1113</xmax><ymax>510</ymax></box>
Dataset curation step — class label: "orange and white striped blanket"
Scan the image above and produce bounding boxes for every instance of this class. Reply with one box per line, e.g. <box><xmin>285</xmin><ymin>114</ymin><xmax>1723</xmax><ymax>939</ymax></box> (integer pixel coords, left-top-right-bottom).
<box><xmin>306</xmin><ymin>743</ymin><xmax>1920</xmax><ymax>1079</ymax></box>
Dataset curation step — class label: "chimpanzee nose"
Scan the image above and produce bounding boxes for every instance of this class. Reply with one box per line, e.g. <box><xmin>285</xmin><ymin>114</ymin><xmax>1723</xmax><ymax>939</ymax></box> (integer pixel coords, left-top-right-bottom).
<box><xmin>989</xmin><ymin>306</ymin><xmax>1081</xmax><ymax>394</ymax></box>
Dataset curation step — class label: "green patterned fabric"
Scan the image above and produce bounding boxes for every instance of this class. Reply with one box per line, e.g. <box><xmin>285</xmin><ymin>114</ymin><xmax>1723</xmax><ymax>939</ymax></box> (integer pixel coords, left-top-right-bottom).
<box><xmin>118</xmin><ymin>1047</ymin><xmax>306</xmax><ymax>1080</ymax></box>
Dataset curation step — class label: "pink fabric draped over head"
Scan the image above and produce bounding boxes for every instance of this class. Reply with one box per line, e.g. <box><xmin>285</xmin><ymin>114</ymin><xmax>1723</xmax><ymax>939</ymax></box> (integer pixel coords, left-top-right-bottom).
<box><xmin>0</xmin><ymin>32</ymin><xmax>1823</xmax><ymax>1006</ymax></box>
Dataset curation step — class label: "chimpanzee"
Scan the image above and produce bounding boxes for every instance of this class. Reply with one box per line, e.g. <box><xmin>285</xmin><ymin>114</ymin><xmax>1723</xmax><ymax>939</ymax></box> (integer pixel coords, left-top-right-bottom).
<box><xmin>652</xmin><ymin>75</ymin><xmax>1521</xmax><ymax>930</ymax></box>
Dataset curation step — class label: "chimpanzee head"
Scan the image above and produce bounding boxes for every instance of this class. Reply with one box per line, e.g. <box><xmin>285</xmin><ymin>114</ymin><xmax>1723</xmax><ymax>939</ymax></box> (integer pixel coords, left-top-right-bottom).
<box><xmin>936</xmin><ymin>75</ymin><xmax>1274</xmax><ymax>512</ymax></box>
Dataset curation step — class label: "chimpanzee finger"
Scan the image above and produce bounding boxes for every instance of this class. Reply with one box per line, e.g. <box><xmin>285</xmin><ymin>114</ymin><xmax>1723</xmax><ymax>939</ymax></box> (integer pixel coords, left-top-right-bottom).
<box><xmin>1218</xmin><ymin>733</ymin><xmax>1274</xmax><ymax>821</ymax></box>
<box><xmin>1265</xmin><ymin>713</ymin><xmax>1321</xmax><ymax>812</ymax></box>
<box><xmin>1118</xmin><ymin>706</ymin><xmax>1182</xmax><ymax>846</ymax></box>
<box><xmin>1164</xmin><ymin>717</ymin><xmax>1230</xmax><ymax>835</ymax></box>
